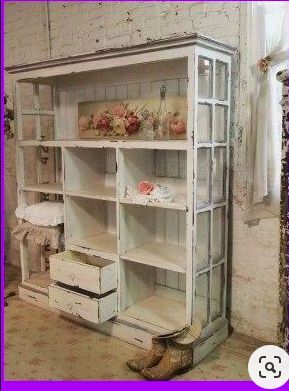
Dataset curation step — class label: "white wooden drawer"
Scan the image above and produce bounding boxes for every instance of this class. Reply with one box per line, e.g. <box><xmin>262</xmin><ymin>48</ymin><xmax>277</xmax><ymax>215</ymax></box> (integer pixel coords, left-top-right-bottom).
<box><xmin>49</xmin><ymin>250</ymin><xmax>117</xmax><ymax>295</ymax></box>
<box><xmin>49</xmin><ymin>283</ymin><xmax>117</xmax><ymax>324</ymax></box>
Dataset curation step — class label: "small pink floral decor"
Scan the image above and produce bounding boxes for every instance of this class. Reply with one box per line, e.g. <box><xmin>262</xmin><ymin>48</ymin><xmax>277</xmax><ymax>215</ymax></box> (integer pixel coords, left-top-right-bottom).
<box><xmin>168</xmin><ymin>113</ymin><xmax>186</xmax><ymax>135</ymax></box>
<box><xmin>78</xmin><ymin>101</ymin><xmax>187</xmax><ymax>139</ymax></box>
<box><xmin>138</xmin><ymin>181</ymin><xmax>155</xmax><ymax>195</ymax></box>
<box><xmin>258</xmin><ymin>56</ymin><xmax>271</xmax><ymax>72</ymax></box>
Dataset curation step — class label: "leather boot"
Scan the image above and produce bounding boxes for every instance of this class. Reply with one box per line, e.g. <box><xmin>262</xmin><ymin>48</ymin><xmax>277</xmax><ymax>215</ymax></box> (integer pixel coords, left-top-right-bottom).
<box><xmin>141</xmin><ymin>320</ymin><xmax>202</xmax><ymax>380</ymax></box>
<box><xmin>126</xmin><ymin>326</ymin><xmax>188</xmax><ymax>373</ymax></box>
<box><xmin>126</xmin><ymin>336</ymin><xmax>167</xmax><ymax>373</ymax></box>
<box><xmin>141</xmin><ymin>341</ymin><xmax>193</xmax><ymax>380</ymax></box>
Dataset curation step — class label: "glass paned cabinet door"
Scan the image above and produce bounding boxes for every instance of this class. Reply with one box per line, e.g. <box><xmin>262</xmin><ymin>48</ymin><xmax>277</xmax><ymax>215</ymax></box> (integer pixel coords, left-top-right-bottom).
<box><xmin>212</xmin><ymin>207</ymin><xmax>225</xmax><ymax>263</ymax></box>
<box><xmin>213</xmin><ymin>148</ymin><xmax>226</xmax><ymax>203</ymax></box>
<box><xmin>215</xmin><ymin>105</ymin><xmax>227</xmax><ymax>142</ymax></box>
<box><xmin>195</xmin><ymin>272</ymin><xmax>209</xmax><ymax>327</ymax></box>
<box><xmin>198</xmin><ymin>57</ymin><xmax>213</xmax><ymax>98</ymax></box>
<box><xmin>196</xmin><ymin>211</ymin><xmax>210</xmax><ymax>271</ymax></box>
<box><xmin>22</xmin><ymin>115</ymin><xmax>37</xmax><ymax>140</ymax></box>
<box><xmin>17</xmin><ymin>81</ymin><xmax>55</xmax><ymax>141</ymax></box>
<box><xmin>197</xmin><ymin>148</ymin><xmax>211</xmax><ymax>207</ymax></box>
<box><xmin>197</xmin><ymin>104</ymin><xmax>212</xmax><ymax>143</ymax></box>
<box><xmin>39</xmin><ymin>84</ymin><xmax>54</xmax><ymax>111</ymax></box>
<box><xmin>20</xmin><ymin>82</ymin><xmax>34</xmax><ymax>110</ymax></box>
<box><xmin>215</xmin><ymin>60</ymin><xmax>228</xmax><ymax>101</ymax></box>
<box><xmin>194</xmin><ymin>49</ymin><xmax>230</xmax><ymax>329</ymax></box>
<box><xmin>211</xmin><ymin>264</ymin><xmax>224</xmax><ymax>320</ymax></box>
<box><xmin>40</xmin><ymin>115</ymin><xmax>55</xmax><ymax>140</ymax></box>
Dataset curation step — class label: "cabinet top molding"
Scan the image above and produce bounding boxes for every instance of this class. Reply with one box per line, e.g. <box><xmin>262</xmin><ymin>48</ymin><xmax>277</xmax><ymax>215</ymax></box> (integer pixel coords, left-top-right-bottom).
<box><xmin>6</xmin><ymin>33</ymin><xmax>235</xmax><ymax>76</ymax></box>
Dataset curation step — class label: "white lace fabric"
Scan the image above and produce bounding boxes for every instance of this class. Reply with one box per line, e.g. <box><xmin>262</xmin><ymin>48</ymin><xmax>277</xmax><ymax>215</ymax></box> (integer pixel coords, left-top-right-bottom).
<box><xmin>15</xmin><ymin>202</ymin><xmax>64</xmax><ymax>227</ymax></box>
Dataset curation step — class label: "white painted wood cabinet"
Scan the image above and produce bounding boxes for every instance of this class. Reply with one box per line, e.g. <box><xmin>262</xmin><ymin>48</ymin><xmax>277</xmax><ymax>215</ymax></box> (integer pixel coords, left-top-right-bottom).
<box><xmin>9</xmin><ymin>34</ymin><xmax>234</xmax><ymax>355</ymax></box>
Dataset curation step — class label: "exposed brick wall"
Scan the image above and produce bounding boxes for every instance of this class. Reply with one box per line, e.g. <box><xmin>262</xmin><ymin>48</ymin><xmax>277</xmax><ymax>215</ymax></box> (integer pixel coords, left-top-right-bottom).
<box><xmin>4</xmin><ymin>1</ymin><xmax>279</xmax><ymax>342</ymax></box>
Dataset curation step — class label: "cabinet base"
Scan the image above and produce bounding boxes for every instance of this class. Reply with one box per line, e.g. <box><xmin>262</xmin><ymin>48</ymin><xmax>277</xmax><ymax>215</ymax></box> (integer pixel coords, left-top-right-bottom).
<box><xmin>18</xmin><ymin>284</ymin><xmax>228</xmax><ymax>363</ymax></box>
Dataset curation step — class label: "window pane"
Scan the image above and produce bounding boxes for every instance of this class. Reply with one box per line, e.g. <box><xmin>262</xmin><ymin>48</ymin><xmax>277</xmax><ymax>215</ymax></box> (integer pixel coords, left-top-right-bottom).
<box><xmin>212</xmin><ymin>207</ymin><xmax>225</xmax><ymax>263</ymax></box>
<box><xmin>23</xmin><ymin>147</ymin><xmax>38</xmax><ymax>186</ymax></box>
<box><xmin>213</xmin><ymin>148</ymin><xmax>226</xmax><ymax>203</ymax></box>
<box><xmin>39</xmin><ymin>84</ymin><xmax>53</xmax><ymax>111</ymax></box>
<box><xmin>197</xmin><ymin>104</ymin><xmax>212</xmax><ymax>143</ymax></box>
<box><xmin>215</xmin><ymin>105</ymin><xmax>227</xmax><ymax>142</ymax></box>
<box><xmin>40</xmin><ymin>115</ymin><xmax>55</xmax><ymax>140</ymax></box>
<box><xmin>196</xmin><ymin>212</ymin><xmax>210</xmax><ymax>272</ymax></box>
<box><xmin>197</xmin><ymin>148</ymin><xmax>211</xmax><ymax>207</ymax></box>
<box><xmin>195</xmin><ymin>272</ymin><xmax>209</xmax><ymax>327</ymax></box>
<box><xmin>20</xmin><ymin>82</ymin><xmax>34</xmax><ymax>110</ymax></box>
<box><xmin>215</xmin><ymin>61</ymin><xmax>228</xmax><ymax>101</ymax></box>
<box><xmin>198</xmin><ymin>57</ymin><xmax>213</xmax><ymax>98</ymax></box>
<box><xmin>211</xmin><ymin>265</ymin><xmax>224</xmax><ymax>320</ymax></box>
<box><xmin>22</xmin><ymin>115</ymin><xmax>36</xmax><ymax>140</ymax></box>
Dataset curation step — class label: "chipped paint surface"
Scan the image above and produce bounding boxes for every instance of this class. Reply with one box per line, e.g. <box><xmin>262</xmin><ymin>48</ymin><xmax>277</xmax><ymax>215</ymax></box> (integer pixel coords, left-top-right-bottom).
<box><xmin>4</xmin><ymin>2</ymin><xmax>280</xmax><ymax>342</ymax></box>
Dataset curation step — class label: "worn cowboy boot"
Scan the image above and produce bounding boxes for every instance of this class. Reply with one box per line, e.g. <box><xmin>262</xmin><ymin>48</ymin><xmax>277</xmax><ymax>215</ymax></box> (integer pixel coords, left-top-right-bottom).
<box><xmin>141</xmin><ymin>341</ymin><xmax>193</xmax><ymax>380</ymax></box>
<box><xmin>126</xmin><ymin>336</ymin><xmax>166</xmax><ymax>373</ymax></box>
<box><xmin>141</xmin><ymin>320</ymin><xmax>202</xmax><ymax>380</ymax></box>
<box><xmin>126</xmin><ymin>327</ymin><xmax>188</xmax><ymax>373</ymax></box>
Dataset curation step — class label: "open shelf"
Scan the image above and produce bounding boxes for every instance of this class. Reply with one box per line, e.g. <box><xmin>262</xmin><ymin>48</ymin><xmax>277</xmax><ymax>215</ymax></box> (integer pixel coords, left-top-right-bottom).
<box><xmin>119</xmin><ymin>148</ymin><xmax>187</xmax><ymax>210</ymax></box>
<box><xmin>120</xmin><ymin>204</ymin><xmax>186</xmax><ymax>272</ymax></box>
<box><xmin>70</xmin><ymin>232</ymin><xmax>117</xmax><ymax>258</ymax></box>
<box><xmin>23</xmin><ymin>182</ymin><xmax>63</xmax><ymax>195</ymax></box>
<box><xmin>24</xmin><ymin>271</ymin><xmax>51</xmax><ymax>292</ymax></box>
<box><xmin>120</xmin><ymin>262</ymin><xmax>186</xmax><ymax>332</ymax></box>
<box><xmin>66</xmin><ymin>186</ymin><xmax>115</xmax><ymax>202</ymax></box>
<box><xmin>122</xmin><ymin>241</ymin><xmax>186</xmax><ymax>273</ymax></box>
<box><xmin>124</xmin><ymin>294</ymin><xmax>186</xmax><ymax>331</ymax></box>
<box><xmin>64</xmin><ymin>147</ymin><xmax>116</xmax><ymax>201</ymax></box>
<box><xmin>21</xmin><ymin>146</ymin><xmax>62</xmax><ymax>194</ymax></box>
<box><xmin>65</xmin><ymin>196</ymin><xmax>117</xmax><ymax>260</ymax></box>
<box><xmin>119</xmin><ymin>177</ymin><xmax>186</xmax><ymax>210</ymax></box>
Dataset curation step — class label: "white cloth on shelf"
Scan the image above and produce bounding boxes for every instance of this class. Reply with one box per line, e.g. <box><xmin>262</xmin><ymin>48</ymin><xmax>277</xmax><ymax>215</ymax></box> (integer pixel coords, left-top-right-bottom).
<box><xmin>15</xmin><ymin>201</ymin><xmax>64</xmax><ymax>227</ymax></box>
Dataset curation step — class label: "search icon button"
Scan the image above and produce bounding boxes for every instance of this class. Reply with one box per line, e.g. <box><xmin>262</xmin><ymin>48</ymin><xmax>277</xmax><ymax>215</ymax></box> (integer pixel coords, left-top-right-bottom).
<box><xmin>265</xmin><ymin>362</ymin><xmax>276</xmax><ymax>373</ymax></box>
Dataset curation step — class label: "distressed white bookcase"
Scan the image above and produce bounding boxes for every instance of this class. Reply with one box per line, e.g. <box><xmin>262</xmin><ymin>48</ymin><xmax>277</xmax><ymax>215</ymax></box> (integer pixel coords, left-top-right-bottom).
<box><xmin>8</xmin><ymin>34</ymin><xmax>234</xmax><ymax>363</ymax></box>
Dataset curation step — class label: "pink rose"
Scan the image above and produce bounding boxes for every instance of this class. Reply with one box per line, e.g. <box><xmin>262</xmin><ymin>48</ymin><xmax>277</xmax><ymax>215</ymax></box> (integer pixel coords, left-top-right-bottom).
<box><xmin>138</xmin><ymin>181</ymin><xmax>155</xmax><ymax>195</ymax></box>
<box><xmin>113</xmin><ymin>104</ymin><xmax>127</xmax><ymax>118</ymax></box>
<box><xmin>92</xmin><ymin>113</ymin><xmax>111</xmax><ymax>132</ymax></box>
<box><xmin>79</xmin><ymin>116</ymin><xmax>90</xmax><ymax>130</ymax></box>
<box><xmin>125</xmin><ymin>113</ymin><xmax>141</xmax><ymax>134</ymax></box>
<box><xmin>169</xmin><ymin>117</ymin><xmax>186</xmax><ymax>134</ymax></box>
<box><xmin>92</xmin><ymin>113</ymin><xmax>101</xmax><ymax>129</ymax></box>
<box><xmin>98</xmin><ymin>115</ymin><xmax>111</xmax><ymax>132</ymax></box>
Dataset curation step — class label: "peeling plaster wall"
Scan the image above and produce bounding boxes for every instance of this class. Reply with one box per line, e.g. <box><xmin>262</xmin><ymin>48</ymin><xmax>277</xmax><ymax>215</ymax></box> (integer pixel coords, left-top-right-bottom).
<box><xmin>4</xmin><ymin>1</ymin><xmax>280</xmax><ymax>342</ymax></box>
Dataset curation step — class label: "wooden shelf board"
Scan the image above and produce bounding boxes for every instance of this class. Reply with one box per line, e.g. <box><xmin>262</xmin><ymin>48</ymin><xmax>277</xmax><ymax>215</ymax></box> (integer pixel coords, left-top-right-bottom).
<box><xmin>70</xmin><ymin>232</ymin><xmax>117</xmax><ymax>259</ymax></box>
<box><xmin>22</xmin><ymin>183</ymin><xmax>63</xmax><ymax>195</ymax></box>
<box><xmin>66</xmin><ymin>186</ymin><xmax>116</xmax><ymax>202</ymax></box>
<box><xmin>17</xmin><ymin>139</ymin><xmax>188</xmax><ymax>150</ymax></box>
<box><xmin>120</xmin><ymin>197</ymin><xmax>186</xmax><ymax>211</ymax></box>
<box><xmin>122</xmin><ymin>241</ymin><xmax>186</xmax><ymax>273</ymax></box>
<box><xmin>124</xmin><ymin>294</ymin><xmax>186</xmax><ymax>331</ymax></box>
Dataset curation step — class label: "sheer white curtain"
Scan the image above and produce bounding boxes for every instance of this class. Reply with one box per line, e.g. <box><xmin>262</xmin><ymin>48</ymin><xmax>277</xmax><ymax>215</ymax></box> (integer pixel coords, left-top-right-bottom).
<box><xmin>245</xmin><ymin>1</ymin><xmax>288</xmax><ymax>223</ymax></box>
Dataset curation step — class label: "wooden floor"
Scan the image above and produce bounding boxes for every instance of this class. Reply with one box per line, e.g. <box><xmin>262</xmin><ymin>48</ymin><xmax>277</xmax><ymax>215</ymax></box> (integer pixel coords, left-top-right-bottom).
<box><xmin>5</xmin><ymin>264</ymin><xmax>265</xmax><ymax>380</ymax></box>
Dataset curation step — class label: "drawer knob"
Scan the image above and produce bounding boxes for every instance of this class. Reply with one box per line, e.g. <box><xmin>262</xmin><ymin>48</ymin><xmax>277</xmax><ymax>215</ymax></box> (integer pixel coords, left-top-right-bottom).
<box><xmin>68</xmin><ymin>303</ymin><xmax>73</xmax><ymax>310</ymax></box>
